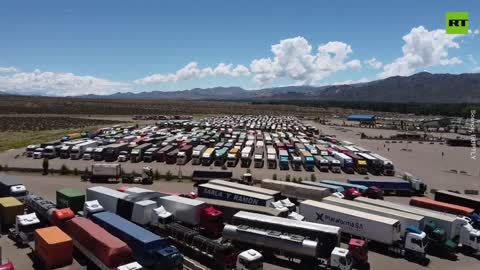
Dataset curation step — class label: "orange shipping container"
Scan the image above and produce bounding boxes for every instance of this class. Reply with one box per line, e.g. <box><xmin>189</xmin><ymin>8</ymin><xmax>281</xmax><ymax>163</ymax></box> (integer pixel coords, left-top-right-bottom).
<box><xmin>410</xmin><ymin>196</ymin><xmax>475</xmax><ymax>216</ymax></box>
<box><xmin>35</xmin><ymin>226</ymin><xmax>73</xmax><ymax>269</ymax></box>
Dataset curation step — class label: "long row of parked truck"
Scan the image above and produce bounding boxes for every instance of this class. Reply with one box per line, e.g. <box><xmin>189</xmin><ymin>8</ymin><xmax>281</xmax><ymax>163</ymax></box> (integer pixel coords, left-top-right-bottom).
<box><xmin>25</xmin><ymin>117</ymin><xmax>399</xmax><ymax>177</ymax></box>
<box><xmin>2</xmin><ymin>174</ymin><xmax>480</xmax><ymax>270</ymax></box>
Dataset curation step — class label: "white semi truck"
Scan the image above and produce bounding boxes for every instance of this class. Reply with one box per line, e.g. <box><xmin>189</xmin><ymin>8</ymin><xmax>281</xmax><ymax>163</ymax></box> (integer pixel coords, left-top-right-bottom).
<box><xmin>191</xmin><ymin>145</ymin><xmax>206</xmax><ymax>165</ymax></box>
<box><xmin>355</xmin><ymin>197</ymin><xmax>480</xmax><ymax>253</ymax></box>
<box><xmin>300</xmin><ymin>200</ymin><xmax>428</xmax><ymax>261</ymax></box>
<box><xmin>322</xmin><ymin>196</ymin><xmax>425</xmax><ymax>236</ymax></box>
<box><xmin>70</xmin><ymin>140</ymin><xmax>98</xmax><ymax>160</ymax></box>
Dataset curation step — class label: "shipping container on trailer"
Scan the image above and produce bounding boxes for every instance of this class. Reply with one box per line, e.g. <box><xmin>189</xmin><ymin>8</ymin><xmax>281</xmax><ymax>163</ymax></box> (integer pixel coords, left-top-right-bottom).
<box><xmin>354</xmin><ymin>197</ymin><xmax>463</xmax><ymax>239</ymax></box>
<box><xmin>56</xmin><ymin>188</ymin><xmax>85</xmax><ymax>213</ymax></box>
<box><xmin>434</xmin><ymin>190</ymin><xmax>480</xmax><ymax>213</ymax></box>
<box><xmin>0</xmin><ymin>197</ymin><xmax>24</xmax><ymax>229</ymax></box>
<box><xmin>90</xmin><ymin>211</ymin><xmax>182</xmax><ymax>269</ymax></box>
<box><xmin>261</xmin><ymin>179</ymin><xmax>331</xmax><ymax>201</ymax></box>
<box><xmin>63</xmin><ymin>217</ymin><xmax>134</xmax><ymax>268</ymax></box>
<box><xmin>208</xmin><ymin>179</ymin><xmax>281</xmax><ymax>200</ymax></box>
<box><xmin>197</xmin><ymin>183</ymin><xmax>274</xmax><ymax>206</ymax></box>
<box><xmin>34</xmin><ymin>226</ymin><xmax>73</xmax><ymax>269</ymax></box>
<box><xmin>410</xmin><ymin>196</ymin><xmax>475</xmax><ymax>216</ymax></box>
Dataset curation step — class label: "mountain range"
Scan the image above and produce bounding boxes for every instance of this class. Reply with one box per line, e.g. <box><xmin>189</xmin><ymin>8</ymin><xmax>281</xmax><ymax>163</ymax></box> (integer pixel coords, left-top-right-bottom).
<box><xmin>4</xmin><ymin>72</ymin><xmax>480</xmax><ymax>103</ymax></box>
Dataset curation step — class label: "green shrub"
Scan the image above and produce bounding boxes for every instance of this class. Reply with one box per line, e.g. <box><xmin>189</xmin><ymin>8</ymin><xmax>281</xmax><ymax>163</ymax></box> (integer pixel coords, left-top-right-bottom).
<box><xmin>73</xmin><ymin>168</ymin><xmax>78</xmax><ymax>175</ymax></box>
<box><xmin>272</xmin><ymin>174</ymin><xmax>277</xmax><ymax>180</ymax></box>
<box><xmin>60</xmin><ymin>164</ymin><xmax>69</xmax><ymax>175</ymax></box>
<box><xmin>285</xmin><ymin>174</ymin><xmax>291</xmax><ymax>182</ymax></box>
<box><xmin>165</xmin><ymin>170</ymin><xmax>173</xmax><ymax>181</ymax></box>
<box><xmin>154</xmin><ymin>170</ymin><xmax>160</xmax><ymax>180</ymax></box>
<box><xmin>310</xmin><ymin>174</ymin><xmax>316</xmax><ymax>181</ymax></box>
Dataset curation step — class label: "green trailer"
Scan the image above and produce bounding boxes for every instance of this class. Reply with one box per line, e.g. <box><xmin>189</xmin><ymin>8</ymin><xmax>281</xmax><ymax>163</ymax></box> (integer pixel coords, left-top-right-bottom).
<box><xmin>56</xmin><ymin>188</ymin><xmax>85</xmax><ymax>213</ymax></box>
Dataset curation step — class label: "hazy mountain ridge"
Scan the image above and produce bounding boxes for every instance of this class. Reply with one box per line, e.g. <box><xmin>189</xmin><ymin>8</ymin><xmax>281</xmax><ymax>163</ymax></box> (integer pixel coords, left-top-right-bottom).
<box><xmin>5</xmin><ymin>72</ymin><xmax>480</xmax><ymax>103</ymax></box>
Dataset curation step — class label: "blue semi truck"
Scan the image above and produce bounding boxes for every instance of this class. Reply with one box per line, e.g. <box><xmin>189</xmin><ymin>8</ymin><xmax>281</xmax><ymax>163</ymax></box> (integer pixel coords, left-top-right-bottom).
<box><xmin>347</xmin><ymin>178</ymin><xmax>426</xmax><ymax>196</ymax></box>
<box><xmin>91</xmin><ymin>211</ymin><xmax>183</xmax><ymax>269</ymax></box>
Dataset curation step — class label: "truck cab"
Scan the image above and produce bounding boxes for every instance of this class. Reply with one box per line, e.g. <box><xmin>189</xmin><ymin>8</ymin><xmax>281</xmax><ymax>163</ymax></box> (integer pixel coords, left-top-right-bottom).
<box><xmin>329</xmin><ymin>247</ymin><xmax>353</xmax><ymax>270</ymax></box>
<box><xmin>200</xmin><ymin>206</ymin><xmax>224</xmax><ymax>238</ymax></box>
<box><xmin>402</xmin><ymin>226</ymin><xmax>428</xmax><ymax>258</ymax></box>
<box><xmin>83</xmin><ymin>147</ymin><xmax>94</xmax><ymax>160</ymax></box>
<box><xmin>348</xmin><ymin>239</ymin><xmax>368</xmax><ymax>266</ymax></box>
<box><xmin>26</xmin><ymin>144</ymin><xmax>38</xmax><ymax>157</ymax></box>
<box><xmin>10</xmin><ymin>212</ymin><xmax>41</xmax><ymax>246</ymax></box>
<box><xmin>291</xmin><ymin>155</ymin><xmax>302</xmax><ymax>171</ymax></box>
<box><xmin>236</xmin><ymin>249</ymin><xmax>263</xmax><ymax>270</ymax></box>
<box><xmin>33</xmin><ymin>147</ymin><xmax>44</xmax><ymax>159</ymax></box>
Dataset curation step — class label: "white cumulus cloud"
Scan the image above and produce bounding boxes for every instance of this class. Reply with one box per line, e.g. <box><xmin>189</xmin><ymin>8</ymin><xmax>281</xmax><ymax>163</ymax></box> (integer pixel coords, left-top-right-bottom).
<box><xmin>364</xmin><ymin>58</ymin><xmax>383</xmax><ymax>69</ymax></box>
<box><xmin>0</xmin><ymin>66</ymin><xmax>19</xmax><ymax>73</ymax></box>
<box><xmin>378</xmin><ymin>26</ymin><xmax>463</xmax><ymax>78</ymax></box>
<box><xmin>134</xmin><ymin>62</ymin><xmax>250</xmax><ymax>85</ymax></box>
<box><xmin>249</xmin><ymin>37</ymin><xmax>361</xmax><ymax>85</ymax></box>
<box><xmin>473</xmin><ymin>67</ymin><xmax>480</xmax><ymax>73</ymax></box>
<box><xmin>0</xmin><ymin>69</ymin><xmax>130</xmax><ymax>96</ymax></box>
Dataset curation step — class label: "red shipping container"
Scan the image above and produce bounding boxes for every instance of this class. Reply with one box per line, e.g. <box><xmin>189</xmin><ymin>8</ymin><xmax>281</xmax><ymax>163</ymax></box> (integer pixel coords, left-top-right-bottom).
<box><xmin>63</xmin><ymin>217</ymin><xmax>133</xmax><ymax>268</ymax></box>
<box><xmin>410</xmin><ymin>196</ymin><xmax>475</xmax><ymax>216</ymax></box>
<box><xmin>35</xmin><ymin>226</ymin><xmax>73</xmax><ymax>269</ymax></box>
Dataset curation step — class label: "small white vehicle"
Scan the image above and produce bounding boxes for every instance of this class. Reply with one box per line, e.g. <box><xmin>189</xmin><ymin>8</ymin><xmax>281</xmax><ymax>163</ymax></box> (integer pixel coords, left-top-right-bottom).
<box><xmin>236</xmin><ymin>249</ymin><xmax>263</xmax><ymax>270</ymax></box>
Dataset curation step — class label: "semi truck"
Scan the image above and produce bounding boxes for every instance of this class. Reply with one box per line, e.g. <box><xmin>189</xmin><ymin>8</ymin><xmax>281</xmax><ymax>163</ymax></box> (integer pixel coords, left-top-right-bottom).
<box><xmin>266</xmin><ymin>146</ymin><xmax>277</xmax><ymax>169</ymax></box>
<box><xmin>197</xmin><ymin>183</ymin><xmax>275</xmax><ymax>207</ymax></box>
<box><xmin>320</xmin><ymin>180</ymin><xmax>383</xmax><ymax>199</ymax></box>
<box><xmin>214</xmin><ymin>147</ymin><xmax>229</xmax><ymax>166</ymax></box>
<box><xmin>223</xmin><ymin>224</ymin><xmax>356</xmax><ymax>270</ymax></box>
<box><xmin>345</xmin><ymin>153</ymin><xmax>368</xmax><ymax>174</ymax></box>
<box><xmin>435</xmin><ymin>190</ymin><xmax>480</xmax><ymax>213</ymax></box>
<box><xmin>323</xmin><ymin>156</ymin><xmax>341</xmax><ymax>173</ymax></box>
<box><xmin>130</xmin><ymin>143</ymin><xmax>152</xmax><ymax>162</ymax></box>
<box><xmin>253</xmin><ymin>147</ymin><xmax>264</xmax><ymax>168</ymax></box>
<box><xmin>226</xmin><ymin>147</ymin><xmax>240</xmax><ymax>167</ymax></box>
<box><xmin>240</xmin><ymin>146</ymin><xmax>253</xmax><ymax>167</ymax></box>
<box><xmin>333</xmin><ymin>152</ymin><xmax>355</xmax><ymax>174</ymax></box>
<box><xmin>0</xmin><ymin>176</ymin><xmax>28</xmax><ymax>198</ymax></box>
<box><xmin>357</xmin><ymin>153</ymin><xmax>383</xmax><ymax>175</ymax></box>
<box><xmin>299</xmin><ymin>149</ymin><xmax>315</xmax><ymax>171</ymax></box>
<box><xmin>143</xmin><ymin>147</ymin><xmax>159</xmax><ymax>162</ymax></box>
<box><xmin>291</xmin><ymin>154</ymin><xmax>302</xmax><ymax>171</ymax></box>
<box><xmin>278</xmin><ymin>149</ymin><xmax>289</xmax><ymax>170</ymax></box>
<box><xmin>198</xmin><ymin>198</ymin><xmax>289</xmax><ymax>221</ymax></box>
<box><xmin>59</xmin><ymin>140</ymin><xmax>85</xmax><ymax>159</ymax></box>
<box><xmin>369</xmin><ymin>153</ymin><xmax>395</xmax><ymax>176</ymax></box>
<box><xmin>322</xmin><ymin>196</ymin><xmax>425</xmax><ymax>236</ymax></box>
<box><xmin>157</xmin><ymin>222</ymin><xmax>262</xmax><ymax>270</ymax></box>
<box><xmin>260</xmin><ymin>179</ymin><xmax>331</xmax><ymax>202</ymax></box>
<box><xmin>158</xmin><ymin>145</ymin><xmax>175</xmax><ymax>162</ymax></box>
<box><xmin>208</xmin><ymin>179</ymin><xmax>282</xmax><ymax>201</ymax></box>
<box><xmin>93</xmin><ymin>146</ymin><xmax>106</xmax><ymax>161</ymax></box>
<box><xmin>166</xmin><ymin>148</ymin><xmax>179</xmax><ymax>164</ymax></box>
<box><xmin>354</xmin><ymin>197</ymin><xmax>480</xmax><ymax>253</ymax></box>
<box><xmin>81</xmin><ymin>164</ymin><xmax>122</xmax><ymax>183</ymax></box>
<box><xmin>94</xmin><ymin>187</ymin><xmax>224</xmax><ymax>237</ymax></box>
<box><xmin>202</xmin><ymin>147</ymin><xmax>216</xmax><ymax>166</ymax></box>
<box><xmin>410</xmin><ymin>196</ymin><xmax>475</xmax><ymax>217</ymax></box>
<box><xmin>90</xmin><ymin>211</ymin><xmax>183</xmax><ymax>269</ymax></box>
<box><xmin>230</xmin><ymin>211</ymin><xmax>349</xmax><ymax>259</ymax></box>
<box><xmin>155</xmin><ymin>195</ymin><xmax>223</xmax><ymax>238</ymax></box>
<box><xmin>70</xmin><ymin>140</ymin><xmax>98</xmax><ymax>160</ymax></box>
<box><xmin>313</xmin><ymin>155</ymin><xmax>330</xmax><ymax>172</ymax></box>
<box><xmin>191</xmin><ymin>145</ymin><xmax>207</xmax><ymax>165</ymax></box>
<box><xmin>177</xmin><ymin>145</ymin><xmax>193</xmax><ymax>165</ymax></box>
<box><xmin>104</xmin><ymin>143</ymin><xmax>129</xmax><ymax>162</ymax></box>
<box><xmin>347</xmin><ymin>178</ymin><xmax>427</xmax><ymax>196</ymax></box>
<box><xmin>300</xmin><ymin>200</ymin><xmax>428</xmax><ymax>262</ymax></box>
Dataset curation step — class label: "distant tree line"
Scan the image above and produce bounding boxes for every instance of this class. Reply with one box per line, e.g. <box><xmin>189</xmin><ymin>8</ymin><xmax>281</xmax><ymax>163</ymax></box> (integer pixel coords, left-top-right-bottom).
<box><xmin>251</xmin><ymin>100</ymin><xmax>480</xmax><ymax>118</ymax></box>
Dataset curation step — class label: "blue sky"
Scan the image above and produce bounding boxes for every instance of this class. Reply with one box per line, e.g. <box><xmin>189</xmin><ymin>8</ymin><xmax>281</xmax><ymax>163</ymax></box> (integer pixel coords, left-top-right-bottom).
<box><xmin>0</xmin><ymin>0</ymin><xmax>479</xmax><ymax>96</ymax></box>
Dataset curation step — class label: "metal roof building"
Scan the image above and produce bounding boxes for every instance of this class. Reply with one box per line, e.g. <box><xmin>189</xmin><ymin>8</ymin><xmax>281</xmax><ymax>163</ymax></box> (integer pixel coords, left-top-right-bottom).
<box><xmin>347</xmin><ymin>114</ymin><xmax>376</xmax><ymax>122</ymax></box>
